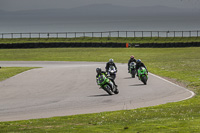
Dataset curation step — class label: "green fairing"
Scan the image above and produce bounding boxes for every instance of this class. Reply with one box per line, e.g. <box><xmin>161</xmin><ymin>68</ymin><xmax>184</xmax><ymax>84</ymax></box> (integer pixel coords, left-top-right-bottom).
<box><xmin>97</xmin><ymin>74</ymin><xmax>110</xmax><ymax>87</ymax></box>
<box><xmin>138</xmin><ymin>67</ymin><xmax>148</xmax><ymax>80</ymax></box>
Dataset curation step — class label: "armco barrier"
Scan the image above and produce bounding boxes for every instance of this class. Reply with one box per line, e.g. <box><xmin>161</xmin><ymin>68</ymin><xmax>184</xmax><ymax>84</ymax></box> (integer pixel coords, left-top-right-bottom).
<box><xmin>134</xmin><ymin>42</ymin><xmax>200</xmax><ymax>47</ymax></box>
<box><xmin>0</xmin><ymin>42</ymin><xmax>199</xmax><ymax>48</ymax></box>
<box><xmin>0</xmin><ymin>42</ymin><xmax>126</xmax><ymax>49</ymax></box>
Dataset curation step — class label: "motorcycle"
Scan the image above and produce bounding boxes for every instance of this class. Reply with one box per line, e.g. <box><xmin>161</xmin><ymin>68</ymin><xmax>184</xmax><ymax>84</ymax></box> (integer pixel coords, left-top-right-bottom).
<box><xmin>129</xmin><ymin>62</ymin><xmax>136</xmax><ymax>78</ymax></box>
<box><xmin>96</xmin><ymin>74</ymin><xmax>119</xmax><ymax>95</ymax></box>
<box><xmin>107</xmin><ymin>66</ymin><xmax>117</xmax><ymax>80</ymax></box>
<box><xmin>137</xmin><ymin>67</ymin><xmax>148</xmax><ymax>85</ymax></box>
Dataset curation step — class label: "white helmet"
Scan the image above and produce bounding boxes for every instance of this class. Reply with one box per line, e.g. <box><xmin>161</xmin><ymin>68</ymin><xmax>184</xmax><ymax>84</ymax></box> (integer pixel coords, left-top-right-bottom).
<box><xmin>109</xmin><ymin>59</ymin><xmax>114</xmax><ymax>63</ymax></box>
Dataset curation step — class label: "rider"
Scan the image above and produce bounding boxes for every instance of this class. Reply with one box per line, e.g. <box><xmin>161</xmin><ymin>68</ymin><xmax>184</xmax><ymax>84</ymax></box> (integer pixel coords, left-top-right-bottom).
<box><xmin>128</xmin><ymin>55</ymin><xmax>137</xmax><ymax>72</ymax></box>
<box><xmin>136</xmin><ymin>59</ymin><xmax>148</xmax><ymax>76</ymax></box>
<box><xmin>96</xmin><ymin>67</ymin><xmax>118</xmax><ymax>87</ymax></box>
<box><xmin>105</xmin><ymin>59</ymin><xmax>117</xmax><ymax>72</ymax></box>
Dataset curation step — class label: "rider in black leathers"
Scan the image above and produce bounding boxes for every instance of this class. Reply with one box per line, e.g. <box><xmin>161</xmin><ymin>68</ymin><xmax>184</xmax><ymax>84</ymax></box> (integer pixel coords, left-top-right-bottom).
<box><xmin>96</xmin><ymin>67</ymin><xmax>117</xmax><ymax>87</ymax></box>
<box><xmin>136</xmin><ymin>59</ymin><xmax>148</xmax><ymax>76</ymax></box>
<box><xmin>105</xmin><ymin>59</ymin><xmax>117</xmax><ymax>72</ymax></box>
<box><xmin>128</xmin><ymin>55</ymin><xmax>137</xmax><ymax>72</ymax></box>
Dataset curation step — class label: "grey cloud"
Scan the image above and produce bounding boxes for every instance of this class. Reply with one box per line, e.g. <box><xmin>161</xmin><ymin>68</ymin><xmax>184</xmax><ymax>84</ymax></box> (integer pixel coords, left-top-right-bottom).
<box><xmin>0</xmin><ymin>0</ymin><xmax>200</xmax><ymax>11</ymax></box>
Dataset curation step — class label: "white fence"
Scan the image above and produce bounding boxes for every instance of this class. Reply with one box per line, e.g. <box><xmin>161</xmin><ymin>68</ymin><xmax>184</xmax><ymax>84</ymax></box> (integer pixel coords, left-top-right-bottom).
<box><xmin>0</xmin><ymin>30</ymin><xmax>200</xmax><ymax>39</ymax></box>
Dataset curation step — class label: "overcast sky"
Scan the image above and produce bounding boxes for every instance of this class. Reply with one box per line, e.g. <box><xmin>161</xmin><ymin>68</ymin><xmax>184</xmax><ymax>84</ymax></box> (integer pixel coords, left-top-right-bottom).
<box><xmin>0</xmin><ymin>0</ymin><xmax>200</xmax><ymax>11</ymax></box>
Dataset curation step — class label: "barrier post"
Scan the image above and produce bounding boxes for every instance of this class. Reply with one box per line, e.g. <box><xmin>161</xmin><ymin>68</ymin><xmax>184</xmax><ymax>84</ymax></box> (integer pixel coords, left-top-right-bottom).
<box><xmin>126</xmin><ymin>43</ymin><xmax>129</xmax><ymax>48</ymax></box>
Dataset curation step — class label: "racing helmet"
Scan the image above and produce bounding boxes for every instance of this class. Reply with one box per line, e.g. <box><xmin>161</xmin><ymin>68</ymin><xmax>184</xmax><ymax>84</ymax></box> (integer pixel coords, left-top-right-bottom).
<box><xmin>96</xmin><ymin>67</ymin><xmax>102</xmax><ymax>74</ymax></box>
<box><xmin>136</xmin><ymin>59</ymin><xmax>141</xmax><ymax>64</ymax></box>
<box><xmin>109</xmin><ymin>59</ymin><xmax>114</xmax><ymax>63</ymax></box>
<box><xmin>130</xmin><ymin>55</ymin><xmax>134</xmax><ymax>59</ymax></box>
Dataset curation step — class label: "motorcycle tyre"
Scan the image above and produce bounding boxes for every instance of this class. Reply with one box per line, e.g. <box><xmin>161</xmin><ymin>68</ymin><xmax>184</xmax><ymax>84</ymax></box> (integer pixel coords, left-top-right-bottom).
<box><xmin>103</xmin><ymin>85</ymin><xmax>113</xmax><ymax>95</ymax></box>
<box><xmin>114</xmin><ymin>88</ymin><xmax>119</xmax><ymax>94</ymax></box>
<box><xmin>141</xmin><ymin>76</ymin><xmax>147</xmax><ymax>85</ymax></box>
<box><xmin>131</xmin><ymin>70</ymin><xmax>136</xmax><ymax>78</ymax></box>
<box><xmin>110</xmin><ymin>74</ymin><xmax>116</xmax><ymax>80</ymax></box>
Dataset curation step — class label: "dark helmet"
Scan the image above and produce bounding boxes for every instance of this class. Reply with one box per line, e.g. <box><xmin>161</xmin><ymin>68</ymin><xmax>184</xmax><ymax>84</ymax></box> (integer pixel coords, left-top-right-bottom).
<box><xmin>130</xmin><ymin>55</ymin><xmax>134</xmax><ymax>59</ymax></box>
<box><xmin>136</xmin><ymin>59</ymin><xmax>141</xmax><ymax>64</ymax></box>
<box><xmin>96</xmin><ymin>67</ymin><xmax>102</xmax><ymax>74</ymax></box>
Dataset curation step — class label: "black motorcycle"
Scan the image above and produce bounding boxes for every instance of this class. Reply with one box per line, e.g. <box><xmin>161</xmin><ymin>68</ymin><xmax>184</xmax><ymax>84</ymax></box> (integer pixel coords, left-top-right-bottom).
<box><xmin>107</xmin><ymin>66</ymin><xmax>117</xmax><ymax>80</ymax></box>
<box><xmin>129</xmin><ymin>62</ymin><xmax>136</xmax><ymax>78</ymax></box>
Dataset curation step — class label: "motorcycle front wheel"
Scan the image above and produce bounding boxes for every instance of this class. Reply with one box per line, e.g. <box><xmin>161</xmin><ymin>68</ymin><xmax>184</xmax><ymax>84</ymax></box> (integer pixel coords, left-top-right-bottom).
<box><xmin>103</xmin><ymin>85</ymin><xmax>113</xmax><ymax>95</ymax></box>
<box><xmin>114</xmin><ymin>88</ymin><xmax>119</xmax><ymax>94</ymax></box>
<box><xmin>141</xmin><ymin>76</ymin><xmax>147</xmax><ymax>85</ymax></box>
<box><xmin>131</xmin><ymin>70</ymin><xmax>136</xmax><ymax>78</ymax></box>
<box><xmin>110</xmin><ymin>74</ymin><xmax>116</xmax><ymax>80</ymax></box>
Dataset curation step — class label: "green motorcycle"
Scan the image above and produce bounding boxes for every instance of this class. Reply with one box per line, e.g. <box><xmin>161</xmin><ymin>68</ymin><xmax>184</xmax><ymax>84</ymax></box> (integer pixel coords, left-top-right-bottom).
<box><xmin>137</xmin><ymin>67</ymin><xmax>148</xmax><ymax>85</ymax></box>
<box><xmin>97</xmin><ymin>74</ymin><xmax>119</xmax><ymax>95</ymax></box>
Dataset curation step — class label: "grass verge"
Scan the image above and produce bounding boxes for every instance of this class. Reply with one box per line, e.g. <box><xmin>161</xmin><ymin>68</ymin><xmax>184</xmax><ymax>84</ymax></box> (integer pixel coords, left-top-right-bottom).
<box><xmin>0</xmin><ymin>67</ymin><xmax>36</xmax><ymax>81</ymax></box>
<box><xmin>1</xmin><ymin>37</ymin><xmax>200</xmax><ymax>44</ymax></box>
<box><xmin>0</xmin><ymin>47</ymin><xmax>200</xmax><ymax>132</ymax></box>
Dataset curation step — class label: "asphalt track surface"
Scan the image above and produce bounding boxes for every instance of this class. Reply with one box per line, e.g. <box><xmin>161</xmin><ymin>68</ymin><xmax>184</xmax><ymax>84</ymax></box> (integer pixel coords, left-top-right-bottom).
<box><xmin>0</xmin><ymin>61</ymin><xmax>194</xmax><ymax>122</ymax></box>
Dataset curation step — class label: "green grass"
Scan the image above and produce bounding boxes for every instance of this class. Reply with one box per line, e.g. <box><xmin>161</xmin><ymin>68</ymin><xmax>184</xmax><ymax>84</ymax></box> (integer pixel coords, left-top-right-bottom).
<box><xmin>1</xmin><ymin>37</ymin><xmax>200</xmax><ymax>44</ymax></box>
<box><xmin>0</xmin><ymin>47</ymin><xmax>200</xmax><ymax>132</ymax></box>
<box><xmin>0</xmin><ymin>67</ymin><xmax>36</xmax><ymax>81</ymax></box>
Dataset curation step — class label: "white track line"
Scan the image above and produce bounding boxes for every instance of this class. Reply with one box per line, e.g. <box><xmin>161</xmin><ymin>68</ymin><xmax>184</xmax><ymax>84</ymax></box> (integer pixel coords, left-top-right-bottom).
<box><xmin>149</xmin><ymin>72</ymin><xmax>195</xmax><ymax>101</ymax></box>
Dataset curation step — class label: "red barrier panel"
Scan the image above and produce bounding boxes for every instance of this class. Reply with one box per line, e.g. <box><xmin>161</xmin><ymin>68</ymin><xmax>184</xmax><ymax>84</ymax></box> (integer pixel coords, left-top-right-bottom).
<box><xmin>126</xmin><ymin>43</ymin><xmax>129</xmax><ymax>48</ymax></box>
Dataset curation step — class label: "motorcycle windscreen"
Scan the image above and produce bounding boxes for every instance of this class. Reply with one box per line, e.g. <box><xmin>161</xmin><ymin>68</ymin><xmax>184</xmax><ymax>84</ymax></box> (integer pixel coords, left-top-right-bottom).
<box><xmin>138</xmin><ymin>67</ymin><xmax>146</xmax><ymax>75</ymax></box>
<box><xmin>130</xmin><ymin>62</ymin><xmax>136</xmax><ymax>68</ymax></box>
<box><xmin>109</xmin><ymin>66</ymin><xmax>116</xmax><ymax>73</ymax></box>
